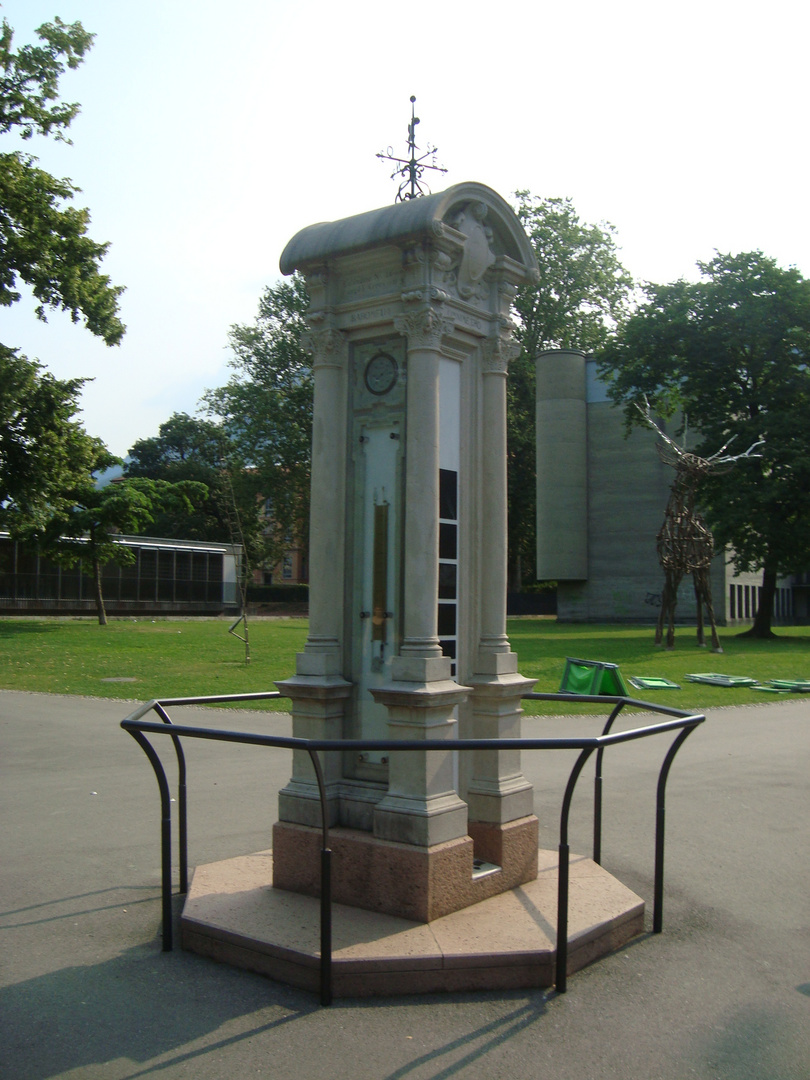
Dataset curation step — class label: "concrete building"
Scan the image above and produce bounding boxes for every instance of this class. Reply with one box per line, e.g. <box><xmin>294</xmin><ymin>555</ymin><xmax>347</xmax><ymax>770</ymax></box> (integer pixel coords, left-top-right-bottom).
<box><xmin>536</xmin><ymin>350</ymin><xmax>797</xmax><ymax>626</ymax></box>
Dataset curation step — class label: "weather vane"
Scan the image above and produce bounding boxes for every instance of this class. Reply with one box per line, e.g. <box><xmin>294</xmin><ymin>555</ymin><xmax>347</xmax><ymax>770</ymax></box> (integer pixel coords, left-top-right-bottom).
<box><xmin>377</xmin><ymin>96</ymin><xmax>447</xmax><ymax>202</ymax></box>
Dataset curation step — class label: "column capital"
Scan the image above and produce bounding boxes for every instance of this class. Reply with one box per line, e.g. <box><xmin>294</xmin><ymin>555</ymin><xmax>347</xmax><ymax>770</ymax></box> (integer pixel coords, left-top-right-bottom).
<box><xmin>394</xmin><ymin>304</ymin><xmax>453</xmax><ymax>353</ymax></box>
<box><xmin>481</xmin><ymin>324</ymin><xmax>521</xmax><ymax>375</ymax></box>
<box><xmin>304</xmin><ymin>325</ymin><xmax>348</xmax><ymax>371</ymax></box>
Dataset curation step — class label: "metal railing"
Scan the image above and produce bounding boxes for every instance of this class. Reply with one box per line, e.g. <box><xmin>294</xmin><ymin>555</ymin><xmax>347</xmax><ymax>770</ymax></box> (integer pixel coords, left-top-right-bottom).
<box><xmin>121</xmin><ymin>692</ymin><xmax>704</xmax><ymax>1005</ymax></box>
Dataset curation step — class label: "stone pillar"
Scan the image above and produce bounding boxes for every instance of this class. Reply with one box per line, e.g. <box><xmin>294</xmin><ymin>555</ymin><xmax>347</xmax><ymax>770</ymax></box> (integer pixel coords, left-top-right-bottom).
<box><xmin>371</xmin><ymin>681</ymin><xmax>471</xmax><ymax>846</ymax></box>
<box><xmin>466</xmin><ymin>331</ymin><xmax>536</xmax><ymax>871</ymax></box>
<box><xmin>394</xmin><ymin>304</ymin><xmax>448</xmax><ymax>671</ymax></box>
<box><xmin>275</xmin><ymin>319</ymin><xmax>351</xmax><ymax>832</ymax></box>
<box><xmin>371</xmin><ymin>301</ymin><xmax>469</xmax><ymax>848</ymax></box>
<box><xmin>478</xmin><ymin>333</ymin><xmax>514</xmax><ymax>659</ymax></box>
<box><xmin>298</xmin><ymin>321</ymin><xmax>348</xmax><ymax>676</ymax></box>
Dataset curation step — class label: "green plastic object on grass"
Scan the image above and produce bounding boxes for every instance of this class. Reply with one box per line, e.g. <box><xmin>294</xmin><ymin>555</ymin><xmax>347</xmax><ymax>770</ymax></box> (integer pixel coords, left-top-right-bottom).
<box><xmin>559</xmin><ymin>657</ymin><xmax>629</xmax><ymax>697</ymax></box>
<box><xmin>628</xmin><ymin>676</ymin><xmax>681</xmax><ymax>691</ymax></box>
<box><xmin>685</xmin><ymin>673</ymin><xmax>758</xmax><ymax>687</ymax></box>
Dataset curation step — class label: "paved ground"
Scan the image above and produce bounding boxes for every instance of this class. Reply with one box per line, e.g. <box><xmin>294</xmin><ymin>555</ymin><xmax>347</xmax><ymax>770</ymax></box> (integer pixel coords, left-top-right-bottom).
<box><xmin>1</xmin><ymin>689</ymin><xmax>808</xmax><ymax>1080</ymax></box>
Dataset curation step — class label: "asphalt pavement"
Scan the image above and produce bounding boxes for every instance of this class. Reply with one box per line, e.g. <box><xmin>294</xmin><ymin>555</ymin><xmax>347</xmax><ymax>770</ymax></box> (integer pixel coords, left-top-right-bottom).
<box><xmin>1</xmin><ymin>689</ymin><xmax>808</xmax><ymax>1080</ymax></box>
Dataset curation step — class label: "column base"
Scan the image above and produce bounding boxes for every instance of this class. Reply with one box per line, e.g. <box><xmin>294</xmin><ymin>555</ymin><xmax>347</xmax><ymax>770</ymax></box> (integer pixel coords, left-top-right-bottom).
<box><xmin>373</xmin><ymin>790</ymin><xmax>469</xmax><ymax>847</ymax></box>
<box><xmin>273</xmin><ymin>672</ymin><xmax>352</xmax><ymax>828</ymax></box>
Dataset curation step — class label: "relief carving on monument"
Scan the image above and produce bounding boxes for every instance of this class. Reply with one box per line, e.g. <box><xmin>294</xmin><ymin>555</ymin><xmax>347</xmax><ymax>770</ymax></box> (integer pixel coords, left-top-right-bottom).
<box><xmin>445</xmin><ymin>201</ymin><xmax>496</xmax><ymax>302</ymax></box>
<box><xmin>394</xmin><ymin>304</ymin><xmax>453</xmax><ymax>351</ymax></box>
<box><xmin>304</xmin><ymin>325</ymin><xmax>348</xmax><ymax>371</ymax></box>
<box><xmin>303</xmin><ymin>269</ymin><xmax>329</xmax><ymax>319</ymax></box>
<box><xmin>481</xmin><ymin>323</ymin><xmax>521</xmax><ymax>374</ymax></box>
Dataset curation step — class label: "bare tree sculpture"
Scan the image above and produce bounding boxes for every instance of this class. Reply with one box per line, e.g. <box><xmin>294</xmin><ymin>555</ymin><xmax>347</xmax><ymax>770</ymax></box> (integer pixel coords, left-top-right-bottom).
<box><xmin>639</xmin><ymin>404</ymin><xmax>762</xmax><ymax>652</ymax></box>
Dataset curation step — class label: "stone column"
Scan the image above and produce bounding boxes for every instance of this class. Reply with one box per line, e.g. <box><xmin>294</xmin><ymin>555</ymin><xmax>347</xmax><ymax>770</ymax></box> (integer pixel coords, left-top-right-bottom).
<box><xmin>298</xmin><ymin>323</ymin><xmax>348</xmax><ymax>676</ymax></box>
<box><xmin>372</xmin><ymin>301</ymin><xmax>469</xmax><ymax>848</ymax></box>
<box><xmin>466</xmin><ymin>331</ymin><xmax>536</xmax><ymax>863</ymax></box>
<box><xmin>275</xmin><ymin>321</ymin><xmax>351</xmax><ymax>831</ymax></box>
<box><xmin>393</xmin><ymin>304</ymin><xmax>447</xmax><ymax>674</ymax></box>
<box><xmin>478</xmin><ymin>332</ymin><xmax>514</xmax><ymax>659</ymax></box>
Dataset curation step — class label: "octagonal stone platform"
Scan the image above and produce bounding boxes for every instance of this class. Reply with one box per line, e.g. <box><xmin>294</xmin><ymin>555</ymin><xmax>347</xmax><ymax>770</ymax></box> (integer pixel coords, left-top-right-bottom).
<box><xmin>181</xmin><ymin>849</ymin><xmax>644</xmax><ymax>997</ymax></box>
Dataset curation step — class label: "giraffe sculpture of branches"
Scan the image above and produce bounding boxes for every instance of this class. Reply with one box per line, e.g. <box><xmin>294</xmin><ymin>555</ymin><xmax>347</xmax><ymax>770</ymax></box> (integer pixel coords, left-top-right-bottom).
<box><xmin>638</xmin><ymin>403</ymin><xmax>763</xmax><ymax>652</ymax></box>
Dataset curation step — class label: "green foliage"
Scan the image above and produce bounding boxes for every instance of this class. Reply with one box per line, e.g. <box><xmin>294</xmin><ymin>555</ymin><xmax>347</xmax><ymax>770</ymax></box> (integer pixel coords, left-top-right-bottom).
<box><xmin>31</xmin><ymin>464</ymin><xmax>208</xmax><ymax>624</ymax></box>
<box><xmin>44</xmin><ymin>475</ymin><xmax>208</xmax><ymax>564</ymax></box>
<box><xmin>599</xmin><ymin>251</ymin><xmax>810</xmax><ymax>635</ymax></box>
<box><xmin>127</xmin><ymin>412</ymin><xmax>224</xmax><ymax>479</ymax></box>
<box><xmin>0</xmin><ymin>14</ymin><xmax>124</xmax><ymax>343</ymax></box>
<box><xmin>125</xmin><ymin>412</ymin><xmax>251</xmax><ymax>544</ymax></box>
<box><xmin>0</xmin><ymin>18</ymin><xmax>124</xmax><ymax>543</ymax></box>
<box><xmin>0</xmin><ymin>345</ymin><xmax>106</xmax><ymax>529</ymax></box>
<box><xmin>203</xmin><ymin>275</ymin><xmax>312</xmax><ymax>572</ymax></box>
<box><xmin>0</xmin><ymin>15</ymin><xmax>93</xmax><ymax>140</ymax></box>
<box><xmin>512</xmin><ymin>193</ymin><xmax>634</xmax><ymax>357</ymax></box>
<box><xmin>508</xmin><ymin>193</ymin><xmax>634</xmax><ymax>587</ymax></box>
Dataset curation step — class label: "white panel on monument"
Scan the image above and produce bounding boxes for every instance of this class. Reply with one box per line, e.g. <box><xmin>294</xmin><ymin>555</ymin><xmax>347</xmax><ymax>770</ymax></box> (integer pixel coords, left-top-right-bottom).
<box><xmin>439</xmin><ymin>358</ymin><xmax>461</xmax><ymax>472</ymax></box>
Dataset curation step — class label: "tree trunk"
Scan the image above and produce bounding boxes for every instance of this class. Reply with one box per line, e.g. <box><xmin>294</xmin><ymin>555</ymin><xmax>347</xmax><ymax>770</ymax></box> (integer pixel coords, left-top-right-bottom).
<box><xmin>93</xmin><ymin>557</ymin><xmax>108</xmax><ymax>626</ymax></box>
<box><xmin>737</xmin><ymin>566</ymin><xmax>777</xmax><ymax>639</ymax></box>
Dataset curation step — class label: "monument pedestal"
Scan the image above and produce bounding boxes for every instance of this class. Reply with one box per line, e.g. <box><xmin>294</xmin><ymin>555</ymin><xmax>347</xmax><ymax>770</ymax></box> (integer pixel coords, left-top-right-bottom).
<box><xmin>181</xmin><ymin>848</ymin><xmax>645</xmax><ymax>998</ymax></box>
<box><xmin>272</xmin><ymin>816</ymin><xmax>539</xmax><ymax>923</ymax></box>
<box><xmin>467</xmin><ymin>815</ymin><xmax>539</xmax><ymax>876</ymax></box>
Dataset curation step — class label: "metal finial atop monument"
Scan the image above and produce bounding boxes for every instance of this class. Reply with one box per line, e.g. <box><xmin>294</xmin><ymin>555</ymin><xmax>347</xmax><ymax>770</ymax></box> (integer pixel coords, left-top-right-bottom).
<box><xmin>377</xmin><ymin>95</ymin><xmax>447</xmax><ymax>201</ymax></box>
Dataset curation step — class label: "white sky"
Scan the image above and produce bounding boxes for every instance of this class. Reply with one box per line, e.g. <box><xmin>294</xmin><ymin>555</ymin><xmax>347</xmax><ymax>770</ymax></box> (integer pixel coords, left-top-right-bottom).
<box><xmin>2</xmin><ymin>0</ymin><xmax>809</xmax><ymax>457</ymax></box>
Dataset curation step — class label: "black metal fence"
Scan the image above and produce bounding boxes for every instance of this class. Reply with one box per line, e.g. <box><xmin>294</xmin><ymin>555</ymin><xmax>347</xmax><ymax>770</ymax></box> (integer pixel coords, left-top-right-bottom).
<box><xmin>121</xmin><ymin>692</ymin><xmax>704</xmax><ymax>1005</ymax></box>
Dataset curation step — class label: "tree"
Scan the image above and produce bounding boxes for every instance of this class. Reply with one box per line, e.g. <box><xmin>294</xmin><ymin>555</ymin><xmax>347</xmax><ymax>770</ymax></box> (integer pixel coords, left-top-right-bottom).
<box><xmin>599</xmin><ymin>251</ymin><xmax>810</xmax><ymax>638</ymax></box>
<box><xmin>33</xmin><ymin>460</ymin><xmax>208</xmax><ymax>625</ymax></box>
<box><xmin>0</xmin><ymin>15</ymin><xmax>125</xmax><ymax>538</ymax></box>
<box><xmin>0</xmin><ymin>345</ymin><xmax>103</xmax><ymax>530</ymax></box>
<box><xmin>203</xmin><ymin>275</ymin><xmax>312</xmax><ymax>574</ymax></box>
<box><xmin>125</xmin><ymin>412</ymin><xmax>252</xmax><ymax>544</ymax></box>
<box><xmin>0</xmin><ymin>14</ymin><xmax>124</xmax><ymax>344</ymax></box>
<box><xmin>508</xmin><ymin>193</ymin><xmax>634</xmax><ymax>589</ymax></box>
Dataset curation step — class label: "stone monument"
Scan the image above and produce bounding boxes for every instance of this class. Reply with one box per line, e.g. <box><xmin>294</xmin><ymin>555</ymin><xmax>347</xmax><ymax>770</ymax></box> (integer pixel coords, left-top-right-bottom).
<box><xmin>181</xmin><ymin>182</ymin><xmax>647</xmax><ymax>996</ymax></box>
<box><xmin>271</xmin><ymin>182</ymin><xmax>541</xmax><ymax>921</ymax></box>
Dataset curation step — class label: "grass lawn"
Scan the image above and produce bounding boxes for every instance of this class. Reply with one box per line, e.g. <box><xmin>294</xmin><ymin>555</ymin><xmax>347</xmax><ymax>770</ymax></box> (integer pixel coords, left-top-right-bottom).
<box><xmin>0</xmin><ymin>615</ymin><xmax>808</xmax><ymax>715</ymax></box>
<box><xmin>0</xmin><ymin>617</ymin><xmax>308</xmax><ymax>707</ymax></box>
<box><xmin>510</xmin><ymin>618</ymin><xmax>810</xmax><ymax>714</ymax></box>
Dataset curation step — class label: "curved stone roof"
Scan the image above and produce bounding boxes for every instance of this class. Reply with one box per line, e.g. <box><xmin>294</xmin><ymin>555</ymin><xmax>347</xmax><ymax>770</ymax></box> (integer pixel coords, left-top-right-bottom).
<box><xmin>279</xmin><ymin>182</ymin><xmax>537</xmax><ymax>278</ymax></box>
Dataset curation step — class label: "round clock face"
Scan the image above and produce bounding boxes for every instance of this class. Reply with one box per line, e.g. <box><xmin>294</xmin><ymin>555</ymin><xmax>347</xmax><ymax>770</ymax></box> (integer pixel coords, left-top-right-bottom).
<box><xmin>364</xmin><ymin>352</ymin><xmax>398</xmax><ymax>395</ymax></box>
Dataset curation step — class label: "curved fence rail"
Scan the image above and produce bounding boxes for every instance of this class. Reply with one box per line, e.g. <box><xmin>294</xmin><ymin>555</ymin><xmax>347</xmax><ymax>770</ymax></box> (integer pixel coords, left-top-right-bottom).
<box><xmin>121</xmin><ymin>692</ymin><xmax>704</xmax><ymax>1005</ymax></box>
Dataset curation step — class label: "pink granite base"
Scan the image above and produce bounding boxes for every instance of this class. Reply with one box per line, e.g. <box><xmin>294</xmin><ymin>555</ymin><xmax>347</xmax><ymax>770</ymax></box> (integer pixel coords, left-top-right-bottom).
<box><xmin>467</xmin><ymin>817</ymin><xmax>539</xmax><ymax>878</ymax></box>
<box><xmin>272</xmin><ymin>816</ymin><xmax>539</xmax><ymax>922</ymax></box>
<box><xmin>180</xmin><ymin>848</ymin><xmax>645</xmax><ymax>998</ymax></box>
